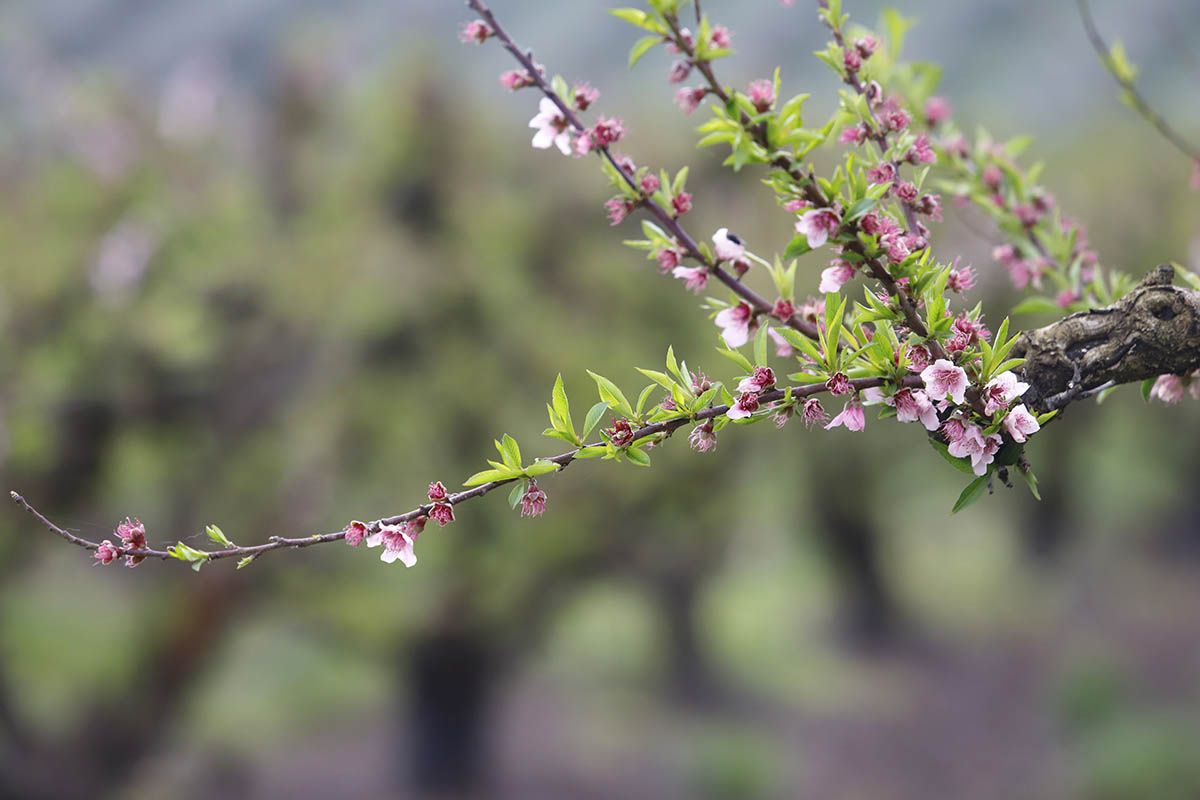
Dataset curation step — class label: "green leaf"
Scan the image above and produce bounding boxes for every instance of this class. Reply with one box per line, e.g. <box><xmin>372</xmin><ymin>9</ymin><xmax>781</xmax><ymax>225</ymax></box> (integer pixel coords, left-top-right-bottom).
<box><xmin>783</xmin><ymin>235</ymin><xmax>812</xmax><ymax>260</ymax></box>
<box><xmin>497</xmin><ymin>434</ymin><xmax>522</xmax><ymax>468</ymax></box>
<box><xmin>588</xmin><ymin>370</ymin><xmax>634</xmax><ymax>417</ymax></box>
<box><xmin>625</xmin><ymin>446</ymin><xmax>652</xmax><ymax>467</ymax></box>
<box><xmin>205</xmin><ymin>524</ymin><xmax>233</xmax><ymax>548</ymax></box>
<box><xmin>551</xmin><ymin>374</ymin><xmax>574</xmax><ymax>437</ymax></box>
<box><xmin>236</xmin><ymin>555</ymin><xmax>256</xmax><ymax>570</ymax></box>
<box><xmin>575</xmin><ymin>445</ymin><xmax>607</xmax><ymax>459</ymax></box>
<box><xmin>463</xmin><ymin>468</ymin><xmax>515</xmax><ymax>487</ymax></box>
<box><xmin>952</xmin><ymin>473</ymin><xmax>990</xmax><ymax>514</ymax></box>
<box><xmin>1018</xmin><ymin>467</ymin><xmax>1041</xmax><ymax>501</ymax></box>
<box><xmin>583</xmin><ymin>401</ymin><xmax>609</xmax><ymax>438</ymax></box>
<box><xmin>716</xmin><ymin>345</ymin><xmax>754</xmax><ymax>373</ymax></box>
<box><xmin>1141</xmin><ymin>377</ymin><xmax>1156</xmax><ymax>402</ymax></box>
<box><xmin>508</xmin><ymin>481</ymin><xmax>527</xmax><ymax>509</ymax></box>
<box><xmin>929</xmin><ymin>438</ymin><xmax>975</xmax><ymax>475</ymax></box>
<box><xmin>524</xmin><ymin>460</ymin><xmax>559</xmax><ymax>477</ymax></box>
<box><xmin>636</xmin><ymin>383</ymin><xmax>657</xmax><ymax>416</ymax></box>
<box><xmin>753</xmin><ymin>324</ymin><xmax>769</xmax><ymax>367</ymax></box>
<box><xmin>628</xmin><ymin>35</ymin><xmax>660</xmax><ymax>68</ymax></box>
<box><xmin>1011</xmin><ymin>296</ymin><xmax>1060</xmax><ymax>316</ymax></box>
<box><xmin>844</xmin><ymin>196</ymin><xmax>878</xmax><ymax>222</ymax></box>
<box><xmin>168</xmin><ymin>542</ymin><xmax>210</xmax><ymax>571</ymax></box>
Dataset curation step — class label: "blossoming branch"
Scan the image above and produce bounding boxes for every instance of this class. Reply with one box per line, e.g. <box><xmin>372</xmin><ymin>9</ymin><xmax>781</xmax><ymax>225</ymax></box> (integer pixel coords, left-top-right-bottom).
<box><xmin>10</xmin><ymin>0</ymin><xmax>1200</xmax><ymax>572</ymax></box>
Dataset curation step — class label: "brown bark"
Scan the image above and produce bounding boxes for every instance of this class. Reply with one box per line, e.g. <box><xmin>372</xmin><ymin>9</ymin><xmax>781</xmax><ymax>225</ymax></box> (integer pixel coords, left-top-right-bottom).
<box><xmin>1014</xmin><ymin>266</ymin><xmax>1200</xmax><ymax>413</ymax></box>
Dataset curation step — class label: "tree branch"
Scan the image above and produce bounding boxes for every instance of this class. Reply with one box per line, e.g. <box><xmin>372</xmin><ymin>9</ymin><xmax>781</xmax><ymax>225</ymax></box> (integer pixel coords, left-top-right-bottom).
<box><xmin>1015</xmin><ymin>266</ymin><xmax>1200</xmax><ymax>412</ymax></box>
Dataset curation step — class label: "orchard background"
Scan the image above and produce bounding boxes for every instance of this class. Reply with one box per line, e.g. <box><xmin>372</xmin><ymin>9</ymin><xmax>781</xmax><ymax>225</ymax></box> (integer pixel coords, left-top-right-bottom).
<box><xmin>1</xmin><ymin>0</ymin><xmax>1199</xmax><ymax>798</ymax></box>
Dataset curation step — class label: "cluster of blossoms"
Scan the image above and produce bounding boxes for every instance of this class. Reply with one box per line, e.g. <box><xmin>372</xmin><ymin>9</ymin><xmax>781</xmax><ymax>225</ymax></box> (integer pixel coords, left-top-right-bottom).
<box><xmin>350</xmin><ymin>482</ymin><xmax>458</xmax><ymax>568</ymax></box>
<box><xmin>94</xmin><ymin>517</ymin><xmax>147</xmax><ymax>568</ymax></box>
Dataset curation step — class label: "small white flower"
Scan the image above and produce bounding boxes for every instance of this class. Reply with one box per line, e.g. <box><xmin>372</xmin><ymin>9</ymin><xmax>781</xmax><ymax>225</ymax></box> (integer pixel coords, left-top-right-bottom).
<box><xmin>529</xmin><ymin>97</ymin><xmax>572</xmax><ymax>155</ymax></box>
<box><xmin>712</xmin><ymin>228</ymin><xmax>746</xmax><ymax>262</ymax></box>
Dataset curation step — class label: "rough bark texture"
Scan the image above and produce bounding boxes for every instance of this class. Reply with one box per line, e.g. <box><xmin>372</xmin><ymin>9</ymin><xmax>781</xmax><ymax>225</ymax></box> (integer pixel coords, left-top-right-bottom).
<box><xmin>1013</xmin><ymin>266</ymin><xmax>1200</xmax><ymax>413</ymax></box>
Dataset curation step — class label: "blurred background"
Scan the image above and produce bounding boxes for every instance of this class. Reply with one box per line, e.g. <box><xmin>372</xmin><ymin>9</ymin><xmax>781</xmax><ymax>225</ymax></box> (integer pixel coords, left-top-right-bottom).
<box><xmin>1</xmin><ymin>1</ymin><xmax>1199</xmax><ymax>798</ymax></box>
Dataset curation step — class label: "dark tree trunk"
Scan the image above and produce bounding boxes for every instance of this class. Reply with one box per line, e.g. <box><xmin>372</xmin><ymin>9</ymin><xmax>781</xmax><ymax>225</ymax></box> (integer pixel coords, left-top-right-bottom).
<box><xmin>655</xmin><ymin>567</ymin><xmax>720</xmax><ymax>706</ymax></box>
<box><xmin>403</xmin><ymin>630</ymin><xmax>497</xmax><ymax>799</ymax></box>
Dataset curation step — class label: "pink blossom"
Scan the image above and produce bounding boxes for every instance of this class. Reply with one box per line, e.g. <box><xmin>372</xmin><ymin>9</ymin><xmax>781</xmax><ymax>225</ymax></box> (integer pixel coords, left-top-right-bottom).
<box><xmin>428</xmin><ymin>481</ymin><xmax>448</xmax><ymax>502</ymax></box>
<box><xmin>605</xmin><ymin>197</ymin><xmax>634</xmax><ymax>225</ymax></box>
<box><xmin>672</xmin><ymin>266</ymin><xmax>709</xmax><ymax>293</ymax></box>
<box><xmin>669</xmin><ymin>60</ymin><xmax>692</xmax><ymax>84</ymax></box>
<box><xmin>796</xmin><ymin>208</ymin><xmax>841</xmax><ymax>249</ymax></box>
<box><xmin>737</xmin><ymin>366</ymin><xmax>776</xmax><ymax>394</ymax></box>
<box><xmin>1150</xmin><ymin>374</ymin><xmax>1186</xmax><ymax>404</ymax></box>
<box><xmin>843</xmin><ymin>48</ymin><xmax>862</xmax><ymax>73</ymax></box>
<box><xmin>921</xmin><ymin>359</ymin><xmax>968</xmax><ymax>405</ymax></box>
<box><xmin>768</xmin><ymin>328</ymin><xmax>794</xmax><ymax>358</ymax></box>
<box><xmin>907</xmin><ymin>344</ymin><xmax>931</xmax><ymax>373</ymax></box>
<box><xmin>367</xmin><ymin>523</ymin><xmax>417</xmax><ymax>567</ymax></box>
<box><xmin>826</xmin><ymin>371</ymin><xmax>852</xmax><ymax>396</ymax></box>
<box><xmin>771</xmin><ymin>298</ymin><xmax>795</xmax><ymax>321</ymax></box>
<box><xmin>675</xmin><ymin>87</ymin><xmax>707</xmax><ymax>115</ymax></box>
<box><xmin>709</xmin><ymin>25</ymin><xmax>732</xmax><ymax>49</ymax></box>
<box><xmin>640</xmin><ymin>174</ymin><xmax>661</xmax><ymax>194</ymax></box>
<box><xmin>712</xmin><ymin>228</ymin><xmax>746</xmax><ymax>262</ymax></box>
<box><xmin>784</xmin><ymin>198</ymin><xmax>810</xmax><ymax>213</ymax></box>
<box><xmin>715</xmin><ymin>302</ymin><xmax>753</xmax><ymax>348</ymax></box>
<box><xmin>891</xmin><ymin>388</ymin><xmax>941</xmax><ymax>431</ymax></box>
<box><xmin>861</xmin><ymin>210</ymin><xmax>900</xmax><ymax>237</ymax></box>
<box><xmin>1014</xmin><ymin>204</ymin><xmax>1041</xmax><ymax>228</ymax></box>
<box><xmin>1055</xmin><ymin>289</ymin><xmax>1079</xmax><ymax>309</ymax></box>
<box><xmin>825</xmin><ymin>397</ymin><xmax>866</xmax><ymax>431</ymax></box>
<box><xmin>798</xmin><ymin>296</ymin><xmax>825</xmax><ymax>323</ymax></box>
<box><xmin>115</xmin><ymin>517</ymin><xmax>147</xmax><ymax>549</ymax></box>
<box><xmin>867</xmin><ymin>162</ymin><xmax>896</xmax><ymax>185</ymax></box>
<box><xmin>429</xmin><ymin>502</ymin><xmax>455</xmax><ymax>527</ymax></box>
<box><xmin>727</xmin><ymin>391</ymin><xmax>761</xmax><ymax>420</ymax></box>
<box><xmin>529</xmin><ymin>97</ymin><xmax>572</xmax><ymax>154</ymax></box>
<box><xmin>855</xmin><ymin>36</ymin><xmax>879</xmax><ymax>58</ymax></box>
<box><xmin>459</xmin><ymin>20</ymin><xmax>492</xmax><ymax>44</ymax></box>
<box><xmin>895</xmin><ymin>181</ymin><xmax>919</xmax><ymax>204</ymax></box>
<box><xmin>947</xmin><ymin>422</ymin><xmax>1001</xmax><ymax>475</ymax></box>
<box><xmin>520</xmin><ymin>482</ymin><xmax>548</xmax><ymax>517</ymax></box>
<box><xmin>747</xmin><ymin>79</ymin><xmax>775</xmax><ymax>112</ymax></box>
<box><xmin>573</xmin><ymin>83</ymin><xmax>599</xmax><ymax>111</ymax></box>
<box><xmin>801</xmin><ymin>397</ymin><xmax>828</xmax><ymax>427</ymax></box>
<box><xmin>982</xmin><ymin>371</ymin><xmax>1030</xmax><ymax>415</ymax></box>
<box><xmin>95</xmin><ymin>540</ymin><xmax>119</xmax><ymax>565</ymax></box>
<box><xmin>689</xmin><ymin>422</ymin><xmax>717</xmax><ymax>452</ymax></box>
<box><xmin>1002</xmin><ymin>404</ymin><xmax>1040</xmax><ymax>443</ymax></box>
<box><xmin>981</xmin><ymin>164</ymin><xmax>1003</xmax><ymax>190</ymax></box>
<box><xmin>501</xmin><ymin>69</ymin><xmax>535</xmax><ymax>91</ymax></box>
<box><xmin>666</xmin><ymin>28</ymin><xmax>694</xmax><ymax>54</ymax></box>
<box><xmin>672</xmin><ymin>192</ymin><xmax>693</xmax><ymax>216</ymax></box>
<box><xmin>656</xmin><ymin>246</ymin><xmax>682</xmax><ymax>273</ymax></box>
<box><xmin>947</xmin><ymin>266</ymin><xmax>976</xmax><ymax>293</ymax></box>
<box><xmin>924</xmin><ymin>96</ymin><xmax>952</xmax><ymax>126</ymax></box>
<box><xmin>906</xmin><ymin>134</ymin><xmax>936</xmax><ymax>165</ymax></box>
<box><xmin>882</xmin><ymin>234</ymin><xmax>911</xmax><ymax>264</ymax></box>
<box><xmin>883</xmin><ymin>108</ymin><xmax>910</xmax><ymax>132</ymax></box>
<box><xmin>588</xmin><ymin>117</ymin><xmax>624</xmax><ymax>148</ymax></box>
<box><xmin>607</xmin><ymin>418</ymin><xmax>636</xmax><ymax>448</ymax></box>
<box><xmin>691</xmin><ymin>371</ymin><xmax>712</xmax><ymax>393</ymax></box>
<box><xmin>819</xmin><ymin>261</ymin><xmax>855</xmax><ymax>293</ymax></box>
<box><xmin>839</xmin><ymin>125</ymin><xmax>868</xmax><ymax>145</ymax></box>
<box><xmin>344</xmin><ymin>520</ymin><xmax>368</xmax><ymax>547</ymax></box>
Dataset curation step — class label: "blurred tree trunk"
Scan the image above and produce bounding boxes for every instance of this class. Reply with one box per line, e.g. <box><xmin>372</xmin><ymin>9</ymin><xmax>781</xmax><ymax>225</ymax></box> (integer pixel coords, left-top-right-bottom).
<box><xmin>809</xmin><ymin>468</ymin><xmax>901</xmax><ymax>650</ymax></box>
<box><xmin>403</xmin><ymin>626</ymin><xmax>498</xmax><ymax>800</ymax></box>
<box><xmin>1020</xmin><ymin>439</ymin><xmax>1073</xmax><ymax>563</ymax></box>
<box><xmin>655</xmin><ymin>565</ymin><xmax>720</xmax><ymax>706</ymax></box>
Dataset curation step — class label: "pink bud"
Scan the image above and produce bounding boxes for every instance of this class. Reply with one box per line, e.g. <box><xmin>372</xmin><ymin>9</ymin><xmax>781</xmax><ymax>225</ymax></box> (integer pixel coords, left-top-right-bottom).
<box><xmin>95</xmin><ymin>540</ymin><xmax>119</xmax><ymax>565</ymax></box>
<box><xmin>344</xmin><ymin>520</ymin><xmax>368</xmax><ymax>547</ymax></box>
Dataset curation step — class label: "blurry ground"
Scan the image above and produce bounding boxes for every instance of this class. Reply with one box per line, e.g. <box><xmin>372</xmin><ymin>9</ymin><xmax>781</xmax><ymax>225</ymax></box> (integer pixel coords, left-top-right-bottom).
<box><xmin>121</xmin><ymin>541</ymin><xmax>1200</xmax><ymax>800</ymax></box>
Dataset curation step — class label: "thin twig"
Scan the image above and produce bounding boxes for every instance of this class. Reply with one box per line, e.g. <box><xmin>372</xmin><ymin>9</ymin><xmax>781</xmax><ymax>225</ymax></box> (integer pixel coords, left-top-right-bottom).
<box><xmin>10</xmin><ymin>376</ymin><xmax>908</xmax><ymax>567</ymax></box>
<box><xmin>1077</xmin><ymin>0</ymin><xmax>1199</xmax><ymax>161</ymax></box>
